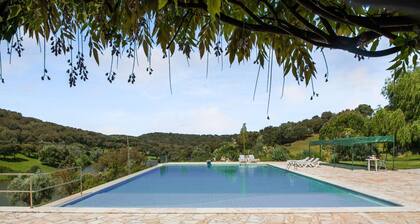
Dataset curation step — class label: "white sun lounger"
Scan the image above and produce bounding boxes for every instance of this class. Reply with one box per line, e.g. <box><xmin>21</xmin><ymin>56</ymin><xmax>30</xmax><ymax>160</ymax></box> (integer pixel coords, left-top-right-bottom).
<box><xmin>239</xmin><ymin>155</ymin><xmax>247</xmax><ymax>163</ymax></box>
<box><xmin>247</xmin><ymin>155</ymin><xmax>259</xmax><ymax>163</ymax></box>
<box><xmin>307</xmin><ymin>158</ymin><xmax>320</xmax><ymax>168</ymax></box>
<box><xmin>296</xmin><ymin>158</ymin><xmax>314</xmax><ymax>167</ymax></box>
<box><xmin>286</xmin><ymin>157</ymin><xmax>309</xmax><ymax>169</ymax></box>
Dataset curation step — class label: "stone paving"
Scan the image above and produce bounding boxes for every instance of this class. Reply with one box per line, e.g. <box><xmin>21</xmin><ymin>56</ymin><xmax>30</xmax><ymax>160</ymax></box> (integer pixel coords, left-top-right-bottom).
<box><xmin>1</xmin><ymin>162</ymin><xmax>420</xmax><ymax>224</ymax></box>
<box><xmin>2</xmin><ymin>211</ymin><xmax>420</xmax><ymax>224</ymax></box>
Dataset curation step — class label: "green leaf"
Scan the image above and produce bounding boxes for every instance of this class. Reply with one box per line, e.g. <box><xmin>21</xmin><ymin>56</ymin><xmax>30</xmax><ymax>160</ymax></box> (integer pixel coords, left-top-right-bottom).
<box><xmin>370</xmin><ymin>39</ymin><xmax>379</xmax><ymax>52</ymax></box>
<box><xmin>387</xmin><ymin>60</ymin><xmax>401</xmax><ymax>70</ymax></box>
<box><xmin>207</xmin><ymin>0</ymin><xmax>221</xmax><ymax>18</ymax></box>
<box><xmin>158</xmin><ymin>0</ymin><xmax>168</xmax><ymax>10</ymax></box>
<box><xmin>93</xmin><ymin>48</ymin><xmax>100</xmax><ymax>65</ymax></box>
<box><xmin>8</xmin><ymin>5</ymin><xmax>21</xmax><ymax>19</ymax></box>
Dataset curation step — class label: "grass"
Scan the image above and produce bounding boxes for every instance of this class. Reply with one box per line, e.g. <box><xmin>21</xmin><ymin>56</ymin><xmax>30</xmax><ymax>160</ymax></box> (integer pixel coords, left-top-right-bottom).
<box><xmin>339</xmin><ymin>154</ymin><xmax>420</xmax><ymax>169</ymax></box>
<box><xmin>0</xmin><ymin>154</ymin><xmax>56</xmax><ymax>173</ymax></box>
<box><xmin>283</xmin><ymin>134</ymin><xmax>320</xmax><ymax>157</ymax></box>
<box><xmin>282</xmin><ymin>135</ymin><xmax>420</xmax><ymax>169</ymax></box>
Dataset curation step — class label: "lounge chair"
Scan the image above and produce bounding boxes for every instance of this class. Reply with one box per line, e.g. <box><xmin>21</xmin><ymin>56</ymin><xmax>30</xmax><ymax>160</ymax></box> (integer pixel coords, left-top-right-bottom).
<box><xmin>239</xmin><ymin>155</ymin><xmax>247</xmax><ymax>163</ymax></box>
<box><xmin>296</xmin><ymin>158</ymin><xmax>317</xmax><ymax>168</ymax></box>
<box><xmin>306</xmin><ymin>158</ymin><xmax>320</xmax><ymax>168</ymax></box>
<box><xmin>286</xmin><ymin>157</ymin><xmax>309</xmax><ymax>169</ymax></box>
<box><xmin>247</xmin><ymin>155</ymin><xmax>259</xmax><ymax>163</ymax></box>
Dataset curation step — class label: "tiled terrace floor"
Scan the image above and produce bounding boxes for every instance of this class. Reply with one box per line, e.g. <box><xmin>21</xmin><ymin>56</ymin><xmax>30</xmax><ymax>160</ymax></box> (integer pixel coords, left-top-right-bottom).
<box><xmin>1</xmin><ymin>162</ymin><xmax>419</xmax><ymax>224</ymax></box>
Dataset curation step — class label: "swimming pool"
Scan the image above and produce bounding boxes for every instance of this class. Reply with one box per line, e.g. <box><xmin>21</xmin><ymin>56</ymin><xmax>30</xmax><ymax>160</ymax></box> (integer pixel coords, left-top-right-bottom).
<box><xmin>63</xmin><ymin>164</ymin><xmax>398</xmax><ymax>208</ymax></box>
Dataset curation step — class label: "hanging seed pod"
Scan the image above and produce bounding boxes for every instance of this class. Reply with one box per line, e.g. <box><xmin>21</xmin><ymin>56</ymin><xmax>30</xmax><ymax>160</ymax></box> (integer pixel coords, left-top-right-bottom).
<box><xmin>13</xmin><ymin>32</ymin><xmax>24</xmax><ymax>57</ymax></box>
<box><xmin>41</xmin><ymin>37</ymin><xmax>51</xmax><ymax>81</ymax></box>
<box><xmin>0</xmin><ymin>43</ymin><xmax>4</xmax><ymax>84</ymax></box>
<box><xmin>128</xmin><ymin>42</ymin><xmax>136</xmax><ymax>84</ymax></box>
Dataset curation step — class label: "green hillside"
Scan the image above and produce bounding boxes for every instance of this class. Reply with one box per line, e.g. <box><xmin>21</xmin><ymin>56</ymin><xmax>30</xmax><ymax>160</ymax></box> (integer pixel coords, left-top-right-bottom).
<box><xmin>0</xmin><ymin>154</ymin><xmax>56</xmax><ymax>173</ymax></box>
<box><xmin>284</xmin><ymin>134</ymin><xmax>320</xmax><ymax>157</ymax></box>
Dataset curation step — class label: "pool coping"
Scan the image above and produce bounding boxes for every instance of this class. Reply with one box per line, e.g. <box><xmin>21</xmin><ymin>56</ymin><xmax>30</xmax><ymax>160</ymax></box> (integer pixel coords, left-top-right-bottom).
<box><xmin>1</xmin><ymin>162</ymin><xmax>419</xmax><ymax>214</ymax></box>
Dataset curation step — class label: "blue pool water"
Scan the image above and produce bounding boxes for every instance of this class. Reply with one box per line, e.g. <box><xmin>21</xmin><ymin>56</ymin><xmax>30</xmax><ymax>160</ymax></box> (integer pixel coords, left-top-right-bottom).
<box><xmin>64</xmin><ymin>164</ymin><xmax>398</xmax><ymax>207</ymax></box>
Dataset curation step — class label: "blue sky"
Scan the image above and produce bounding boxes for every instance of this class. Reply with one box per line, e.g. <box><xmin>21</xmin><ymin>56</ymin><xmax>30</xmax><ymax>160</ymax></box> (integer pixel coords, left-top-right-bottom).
<box><xmin>0</xmin><ymin>38</ymin><xmax>394</xmax><ymax>135</ymax></box>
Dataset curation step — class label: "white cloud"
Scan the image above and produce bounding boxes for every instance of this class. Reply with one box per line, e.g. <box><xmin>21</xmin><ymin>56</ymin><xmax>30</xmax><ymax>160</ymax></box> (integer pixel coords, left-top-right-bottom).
<box><xmin>148</xmin><ymin>106</ymin><xmax>238</xmax><ymax>134</ymax></box>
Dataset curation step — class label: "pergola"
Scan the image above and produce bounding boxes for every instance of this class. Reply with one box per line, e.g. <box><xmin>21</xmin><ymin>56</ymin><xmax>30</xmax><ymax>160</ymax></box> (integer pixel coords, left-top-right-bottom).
<box><xmin>309</xmin><ymin>136</ymin><xmax>396</xmax><ymax>170</ymax></box>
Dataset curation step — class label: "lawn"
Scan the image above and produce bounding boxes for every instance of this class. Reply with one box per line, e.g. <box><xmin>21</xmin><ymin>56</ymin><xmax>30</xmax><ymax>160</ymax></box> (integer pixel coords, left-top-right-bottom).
<box><xmin>0</xmin><ymin>154</ymin><xmax>56</xmax><ymax>173</ymax></box>
<box><xmin>284</xmin><ymin>134</ymin><xmax>320</xmax><ymax>157</ymax></box>
<box><xmin>340</xmin><ymin>154</ymin><xmax>420</xmax><ymax>169</ymax></box>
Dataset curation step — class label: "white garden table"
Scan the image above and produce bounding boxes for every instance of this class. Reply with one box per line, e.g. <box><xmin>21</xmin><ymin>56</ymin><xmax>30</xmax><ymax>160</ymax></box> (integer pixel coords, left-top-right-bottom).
<box><xmin>366</xmin><ymin>158</ymin><xmax>379</xmax><ymax>171</ymax></box>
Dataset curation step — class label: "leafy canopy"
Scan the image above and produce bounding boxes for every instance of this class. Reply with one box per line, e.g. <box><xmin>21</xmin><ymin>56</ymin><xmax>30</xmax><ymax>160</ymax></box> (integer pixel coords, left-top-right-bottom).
<box><xmin>382</xmin><ymin>69</ymin><xmax>420</xmax><ymax>122</ymax></box>
<box><xmin>0</xmin><ymin>0</ymin><xmax>419</xmax><ymax>87</ymax></box>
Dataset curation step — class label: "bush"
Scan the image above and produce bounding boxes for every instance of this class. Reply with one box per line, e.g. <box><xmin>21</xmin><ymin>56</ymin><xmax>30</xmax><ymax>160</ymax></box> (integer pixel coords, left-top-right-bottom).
<box><xmin>26</xmin><ymin>165</ymin><xmax>42</xmax><ymax>173</ymax></box>
<box><xmin>191</xmin><ymin>147</ymin><xmax>211</xmax><ymax>161</ymax></box>
<box><xmin>20</xmin><ymin>144</ymin><xmax>38</xmax><ymax>158</ymax></box>
<box><xmin>271</xmin><ymin>146</ymin><xmax>289</xmax><ymax>161</ymax></box>
<box><xmin>212</xmin><ymin>140</ymin><xmax>239</xmax><ymax>161</ymax></box>
<box><xmin>8</xmin><ymin>171</ymin><xmax>54</xmax><ymax>206</ymax></box>
<box><xmin>39</xmin><ymin>145</ymin><xmax>69</xmax><ymax>167</ymax></box>
<box><xmin>0</xmin><ymin>166</ymin><xmax>16</xmax><ymax>173</ymax></box>
<box><xmin>93</xmin><ymin>148</ymin><xmax>146</xmax><ymax>180</ymax></box>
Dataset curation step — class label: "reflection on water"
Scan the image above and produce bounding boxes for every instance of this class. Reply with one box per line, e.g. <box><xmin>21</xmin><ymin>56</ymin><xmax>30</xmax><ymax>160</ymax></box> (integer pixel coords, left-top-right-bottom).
<box><xmin>159</xmin><ymin>166</ymin><xmax>168</xmax><ymax>176</ymax></box>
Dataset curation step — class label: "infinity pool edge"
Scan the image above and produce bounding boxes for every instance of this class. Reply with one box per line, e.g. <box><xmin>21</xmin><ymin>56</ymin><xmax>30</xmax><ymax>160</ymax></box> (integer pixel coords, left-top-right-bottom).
<box><xmin>40</xmin><ymin>162</ymin><xmax>407</xmax><ymax>210</ymax></box>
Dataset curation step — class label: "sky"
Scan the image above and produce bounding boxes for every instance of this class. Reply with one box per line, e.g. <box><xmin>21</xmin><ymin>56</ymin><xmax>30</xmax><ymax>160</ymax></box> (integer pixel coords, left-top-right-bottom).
<box><xmin>0</xmin><ymin>37</ymin><xmax>394</xmax><ymax>136</ymax></box>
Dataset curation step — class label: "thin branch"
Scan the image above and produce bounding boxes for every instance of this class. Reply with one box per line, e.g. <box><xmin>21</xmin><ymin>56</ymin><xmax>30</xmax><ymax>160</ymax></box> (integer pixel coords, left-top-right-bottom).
<box><xmin>344</xmin><ymin>45</ymin><xmax>401</xmax><ymax>57</ymax></box>
<box><xmin>228</xmin><ymin>0</ymin><xmax>266</xmax><ymax>25</ymax></box>
<box><xmin>284</xmin><ymin>3</ymin><xmax>331</xmax><ymax>41</ymax></box>
<box><xmin>319</xmin><ymin>17</ymin><xmax>336</xmax><ymax>37</ymax></box>
<box><xmin>167</xmin><ymin>11</ymin><xmax>190</xmax><ymax>50</ymax></box>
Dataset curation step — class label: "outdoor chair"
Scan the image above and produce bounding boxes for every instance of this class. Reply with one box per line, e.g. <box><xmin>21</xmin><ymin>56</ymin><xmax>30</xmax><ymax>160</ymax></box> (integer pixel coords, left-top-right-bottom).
<box><xmin>239</xmin><ymin>155</ymin><xmax>247</xmax><ymax>163</ymax></box>
<box><xmin>378</xmin><ymin>160</ymin><xmax>387</xmax><ymax>170</ymax></box>
<box><xmin>286</xmin><ymin>157</ymin><xmax>309</xmax><ymax>169</ymax></box>
<box><xmin>247</xmin><ymin>155</ymin><xmax>260</xmax><ymax>163</ymax></box>
<box><xmin>306</xmin><ymin>158</ymin><xmax>320</xmax><ymax>168</ymax></box>
<box><xmin>296</xmin><ymin>158</ymin><xmax>315</xmax><ymax>168</ymax></box>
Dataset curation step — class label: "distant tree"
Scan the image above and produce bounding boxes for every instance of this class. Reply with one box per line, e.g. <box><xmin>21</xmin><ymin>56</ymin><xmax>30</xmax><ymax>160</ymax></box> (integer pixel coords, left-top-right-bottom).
<box><xmin>94</xmin><ymin>149</ymin><xmax>145</xmax><ymax>179</ymax></box>
<box><xmin>20</xmin><ymin>144</ymin><xmax>38</xmax><ymax>158</ymax></box>
<box><xmin>320</xmin><ymin>110</ymin><xmax>368</xmax><ymax>139</ymax></box>
<box><xmin>239</xmin><ymin>123</ymin><xmax>248</xmax><ymax>153</ymax></box>
<box><xmin>0</xmin><ymin>143</ymin><xmax>21</xmax><ymax>159</ymax></box>
<box><xmin>355</xmin><ymin>104</ymin><xmax>374</xmax><ymax>117</ymax></box>
<box><xmin>321</xmin><ymin>111</ymin><xmax>334</xmax><ymax>121</ymax></box>
<box><xmin>371</xmin><ymin>108</ymin><xmax>412</xmax><ymax>147</ymax></box>
<box><xmin>382</xmin><ymin>69</ymin><xmax>420</xmax><ymax>122</ymax></box>
<box><xmin>191</xmin><ymin>146</ymin><xmax>211</xmax><ymax>161</ymax></box>
<box><xmin>38</xmin><ymin>145</ymin><xmax>69</xmax><ymax>167</ymax></box>
<box><xmin>260</xmin><ymin>126</ymin><xmax>281</xmax><ymax>146</ymax></box>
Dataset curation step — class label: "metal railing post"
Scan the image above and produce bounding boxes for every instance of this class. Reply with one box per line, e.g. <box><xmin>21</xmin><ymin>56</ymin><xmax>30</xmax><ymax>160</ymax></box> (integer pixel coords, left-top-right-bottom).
<box><xmin>79</xmin><ymin>167</ymin><xmax>83</xmax><ymax>195</ymax></box>
<box><xmin>29</xmin><ymin>175</ymin><xmax>33</xmax><ymax>208</ymax></box>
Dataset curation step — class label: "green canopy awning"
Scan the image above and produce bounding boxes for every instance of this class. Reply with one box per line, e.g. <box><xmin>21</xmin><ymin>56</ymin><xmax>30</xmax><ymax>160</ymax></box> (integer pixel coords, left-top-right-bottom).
<box><xmin>310</xmin><ymin>135</ymin><xmax>394</xmax><ymax>146</ymax></box>
<box><xmin>309</xmin><ymin>135</ymin><xmax>396</xmax><ymax>170</ymax></box>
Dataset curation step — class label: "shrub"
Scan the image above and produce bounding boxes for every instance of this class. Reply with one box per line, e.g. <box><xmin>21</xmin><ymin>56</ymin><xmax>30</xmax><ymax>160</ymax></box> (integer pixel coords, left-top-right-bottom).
<box><xmin>38</xmin><ymin>145</ymin><xmax>69</xmax><ymax>167</ymax></box>
<box><xmin>212</xmin><ymin>140</ymin><xmax>239</xmax><ymax>161</ymax></box>
<box><xmin>93</xmin><ymin>148</ymin><xmax>146</xmax><ymax>180</ymax></box>
<box><xmin>0</xmin><ymin>166</ymin><xmax>16</xmax><ymax>173</ymax></box>
<box><xmin>271</xmin><ymin>146</ymin><xmax>289</xmax><ymax>161</ymax></box>
<box><xmin>26</xmin><ymin>165</ymin><xmax>41</xmax><ymax>173</ymax></box>
<box><xmin>8</xmin><ymin>171</ymin><xmax>54</xmax><ymax>206</ymax></box>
